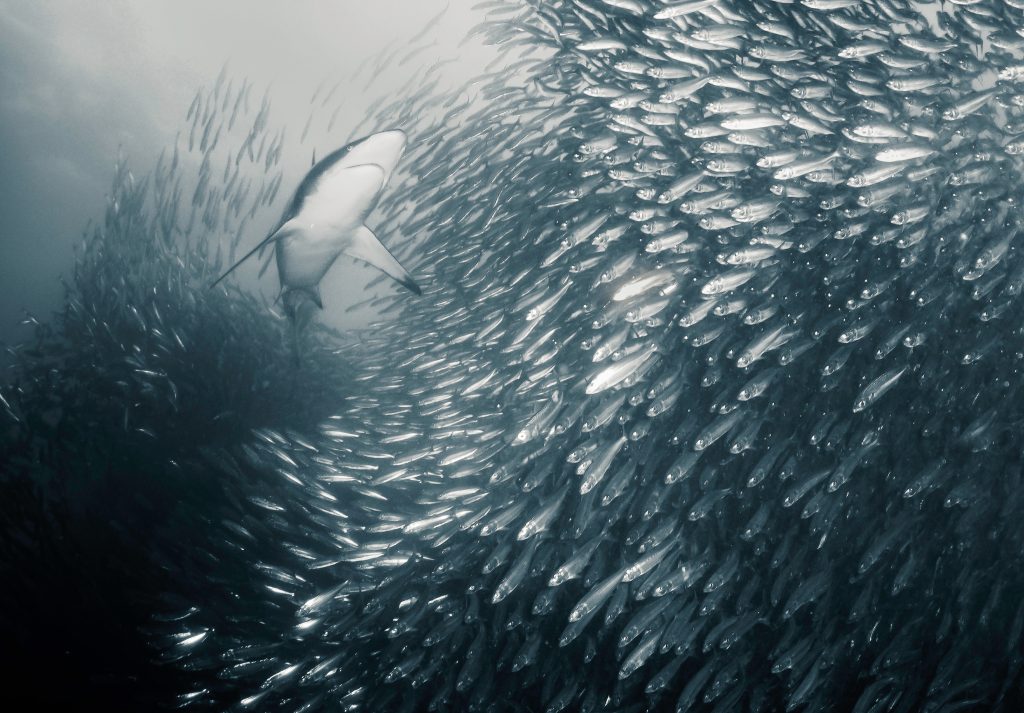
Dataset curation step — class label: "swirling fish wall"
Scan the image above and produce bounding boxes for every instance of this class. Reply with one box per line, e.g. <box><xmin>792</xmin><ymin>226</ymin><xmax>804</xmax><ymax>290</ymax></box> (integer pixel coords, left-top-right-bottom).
<box><xmin>3</xmin><ymin>1</ymin><xmax>1024</xmax><ymax>711</ymax></box>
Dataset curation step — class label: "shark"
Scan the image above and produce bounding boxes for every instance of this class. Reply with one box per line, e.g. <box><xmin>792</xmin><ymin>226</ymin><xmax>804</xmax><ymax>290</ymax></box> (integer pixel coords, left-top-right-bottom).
<box><xmin>211</xmin><ymin>129</ymin><xmax>421</xmax><ymax>328</ymax></box>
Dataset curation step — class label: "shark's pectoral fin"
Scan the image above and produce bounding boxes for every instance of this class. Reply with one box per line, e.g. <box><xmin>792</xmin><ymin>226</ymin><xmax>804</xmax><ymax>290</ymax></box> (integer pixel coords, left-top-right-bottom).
<box><xmin>345</xmin><ymin>225</ymin><xmax>421</xmax><ymax>295</ymax></box>
<box><xmin>210</xmin><ymin>219</ymin><xmax>299</xmax><ymax>288</ymax></box>
<box><xmin>257</xmin><ymin>246</ymin><xmax>275</xmax><ymax>279</ymax></box>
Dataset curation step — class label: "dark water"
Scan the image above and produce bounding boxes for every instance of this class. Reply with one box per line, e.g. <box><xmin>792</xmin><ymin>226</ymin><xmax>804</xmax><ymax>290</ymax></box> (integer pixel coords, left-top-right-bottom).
<box><xmin>3</xmin><ymin>1</ymin><xmax>1024</xmax><ymax>711</ymax></box>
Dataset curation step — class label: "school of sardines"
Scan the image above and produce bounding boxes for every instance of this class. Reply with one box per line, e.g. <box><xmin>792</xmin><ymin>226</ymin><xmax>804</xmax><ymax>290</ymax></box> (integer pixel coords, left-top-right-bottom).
<box><xmin>4</xmin><ymin>0</ymin><xmax>1024</xmax><ymax>711</ymax></box>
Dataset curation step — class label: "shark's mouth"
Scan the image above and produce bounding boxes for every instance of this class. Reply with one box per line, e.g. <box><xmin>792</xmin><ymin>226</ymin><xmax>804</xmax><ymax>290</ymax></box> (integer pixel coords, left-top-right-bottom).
<box><xmin>4</xmin><ymin>1</ymin><xmax>1024</xmax><ymax>711</ymax></box>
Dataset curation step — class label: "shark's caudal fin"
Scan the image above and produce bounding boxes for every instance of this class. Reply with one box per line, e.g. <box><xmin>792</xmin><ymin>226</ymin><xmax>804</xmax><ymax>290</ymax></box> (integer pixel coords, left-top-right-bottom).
<box><xmin>346</xmin><ymin>225</ymin><xmax>421</xmax><ymax>295</ymax></box>
<box><xmin>210</xmin><ymin>220</ymin><xmax>296</xmax><ymax>289</ymax></box>
<box><xmin>281</xmin><ymin>288</ymin><xmax>321</xmax><ymax>368</ymax></box>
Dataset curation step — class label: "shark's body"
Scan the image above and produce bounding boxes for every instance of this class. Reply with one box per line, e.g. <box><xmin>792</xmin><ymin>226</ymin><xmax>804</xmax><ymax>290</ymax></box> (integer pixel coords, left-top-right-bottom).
<box><xmin>212</xmin><ymin>129</ymin><xmax>420</xmax><ymax>320</ymax></box>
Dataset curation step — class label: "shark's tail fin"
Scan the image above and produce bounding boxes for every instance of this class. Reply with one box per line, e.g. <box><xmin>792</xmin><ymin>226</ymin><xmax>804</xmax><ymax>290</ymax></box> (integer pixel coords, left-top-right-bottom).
<box><xmin>281</xmin><ymin>287</ymin><xmax>322</xmax><ymax>368</ymax></box>
<box><xmin>290</xmin><ymin>320</ymin><xmax>303</xmax><ymax>369</ymax></box>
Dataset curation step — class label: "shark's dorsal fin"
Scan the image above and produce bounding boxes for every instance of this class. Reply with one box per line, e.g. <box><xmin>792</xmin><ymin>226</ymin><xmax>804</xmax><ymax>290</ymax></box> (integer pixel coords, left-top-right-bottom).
<box><xmin>345</xmin><ymin>225</ymin><xmax>421</xmax><ymax>295</ymax></box>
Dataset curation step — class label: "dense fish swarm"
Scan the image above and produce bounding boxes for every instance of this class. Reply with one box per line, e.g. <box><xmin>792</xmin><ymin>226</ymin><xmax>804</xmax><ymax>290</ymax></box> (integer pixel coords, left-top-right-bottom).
<box><xmin>5</xmin><ymin>0</ymin><xmax>1024</xmax><ymax>711</ymax></box>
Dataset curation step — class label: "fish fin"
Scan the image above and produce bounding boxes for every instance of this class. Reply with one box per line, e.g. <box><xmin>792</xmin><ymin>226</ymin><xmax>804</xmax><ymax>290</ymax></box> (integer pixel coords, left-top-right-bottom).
<box><xmin>257</xmin><ymin>246</ymin><xmax>275</xmax><ymax>278</ymax></box>
<box><xmin>281</xmin><ymin>286</ymin><xmax>323</xmax><ymax>310</ymax></box>
<box><xmin>345</xmin><ymin>224</ymin><xmax>421</xmax><ymax>295</ymax></box>
<box><xmin>210</xmin><ymin>220</ymin><xmax>296</xmax><ymax>288</ymax></box>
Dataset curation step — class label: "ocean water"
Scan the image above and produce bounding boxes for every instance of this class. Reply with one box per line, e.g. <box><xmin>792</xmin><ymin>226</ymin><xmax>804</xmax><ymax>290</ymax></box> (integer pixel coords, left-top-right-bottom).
<box><xmin>3</xmin><ymin>1</ymin><xmax>1024</xmax><ymax>711</ymax></box>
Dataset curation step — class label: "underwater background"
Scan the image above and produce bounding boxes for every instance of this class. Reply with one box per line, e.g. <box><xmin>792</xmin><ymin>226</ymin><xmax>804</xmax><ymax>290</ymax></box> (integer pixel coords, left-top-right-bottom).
<box><xmin>2</xmin><ymin>0</ymin><xmax>1024</xmax><ymax>711</ymax></box>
